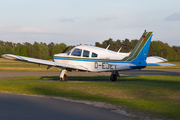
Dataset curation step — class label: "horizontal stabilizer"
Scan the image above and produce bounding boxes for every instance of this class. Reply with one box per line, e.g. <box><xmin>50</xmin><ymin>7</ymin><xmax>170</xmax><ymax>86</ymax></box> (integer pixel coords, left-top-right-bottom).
<box><xmin>146</xmin><ymin>56</ymin><xmax>167</xmax><ymax>63</ymax></box>
<box><xmin>147</xmin><ymin>63</ymin><xmax>176</xmax><ymax>66</ymax></box>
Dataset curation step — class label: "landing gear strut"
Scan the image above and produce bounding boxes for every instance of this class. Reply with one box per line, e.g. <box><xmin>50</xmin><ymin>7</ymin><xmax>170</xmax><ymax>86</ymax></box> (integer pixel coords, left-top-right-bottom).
<box><xmin>110</xmin><ymin>71</ymin><xmax>119</xmax><ymax>82</ymax></box>
<box><xmin>59</xmin><ymin>69</ymin><xmax>68</xmax><ymax>81</ymax></box>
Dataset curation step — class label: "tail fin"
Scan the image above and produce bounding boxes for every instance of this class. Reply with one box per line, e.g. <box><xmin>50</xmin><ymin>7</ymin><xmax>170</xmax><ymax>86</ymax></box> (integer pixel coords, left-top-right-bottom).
<box><xmin>122</xmin><ymin>31</ymin><xmax>153</xmax><ymax>65</ymax></box>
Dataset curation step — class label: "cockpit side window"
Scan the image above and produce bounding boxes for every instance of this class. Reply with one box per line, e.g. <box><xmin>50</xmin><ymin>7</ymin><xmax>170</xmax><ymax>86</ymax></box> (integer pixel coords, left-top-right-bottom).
<box><xmin>71</xmin><ymin>48</ymin><xmax>82</xmax><ymax>57</ymax></box>
<box><xmin>92</xmin><ymin>52</ymin><xmax>98</xmax><ymax>57</ymax></box>
<box><xmin>83</xmin><ymin>50</ymin><xmax>90</xmax><ymax>57</ymax></box>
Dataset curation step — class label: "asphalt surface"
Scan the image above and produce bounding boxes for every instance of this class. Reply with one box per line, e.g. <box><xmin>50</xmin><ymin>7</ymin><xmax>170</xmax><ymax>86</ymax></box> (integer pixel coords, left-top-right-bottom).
<box><xmin>0</xmin><ymin>93</ymin><xmax>135</xmax><ymax>120</ymax></box>
<box><xmin>0</xmin><ymin>69</ymin><xmax>179</xmax><ymax>77</ymax></box>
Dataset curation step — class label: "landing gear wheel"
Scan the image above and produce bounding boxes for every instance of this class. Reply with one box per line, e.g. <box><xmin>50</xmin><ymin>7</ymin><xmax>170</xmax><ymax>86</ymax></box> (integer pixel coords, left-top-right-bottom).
<box><xmin>110</xmin><ymin>74</ymin><xmax>117</xmax><ymax>82</ymax></box>
<box><xmin>59</xmin><ymin>76</ymin><xmax>62</xmax><ymax>81</ymax></box>
<box><xmin>59</xmin><ymin>74</ymin><xmax>68</xmax><ymax>82</ymax></box>
<box><xmin>59</xmin><ymin>69</ymin><xmax>68</xmax><ymax>82</ymax></box>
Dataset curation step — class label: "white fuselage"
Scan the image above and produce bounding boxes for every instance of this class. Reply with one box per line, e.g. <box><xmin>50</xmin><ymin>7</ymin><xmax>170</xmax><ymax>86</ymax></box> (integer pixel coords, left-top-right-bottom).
<box><xmin>53</xmin><ymin>45</ymin><xmax>132</xmax><ymax>72</ymax></box>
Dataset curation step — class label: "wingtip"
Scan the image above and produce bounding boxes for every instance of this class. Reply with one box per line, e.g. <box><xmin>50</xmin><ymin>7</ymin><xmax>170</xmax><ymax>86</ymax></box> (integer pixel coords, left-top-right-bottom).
<box><xmin>1</xmin><ymin>54</ymin><xmax>7</xmax><ymax>58</ymax></box>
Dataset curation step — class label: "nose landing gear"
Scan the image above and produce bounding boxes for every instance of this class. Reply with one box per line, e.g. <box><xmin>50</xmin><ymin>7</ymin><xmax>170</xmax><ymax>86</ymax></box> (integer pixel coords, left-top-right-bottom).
<box><xmin>59</xmin><ymin>69</ymin><xmax>68</xmax><ymax>81</ymax></box>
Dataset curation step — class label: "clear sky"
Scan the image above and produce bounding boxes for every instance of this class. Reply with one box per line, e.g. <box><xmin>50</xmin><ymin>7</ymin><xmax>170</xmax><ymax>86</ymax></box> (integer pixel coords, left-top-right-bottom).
<box><xmin>0</xmin><ymin>0</ymin><xmax>180</xmax><ymax>46</ymax></box>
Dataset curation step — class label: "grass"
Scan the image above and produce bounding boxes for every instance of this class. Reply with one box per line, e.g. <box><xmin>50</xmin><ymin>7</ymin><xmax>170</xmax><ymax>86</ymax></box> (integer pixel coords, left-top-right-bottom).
<box><xmin>0</xmin><ymin>59</ymin><xmax>180</xmax><ymax>72</ymax></box>
<box><xmin>0</xmin><ymin>59</ymin><xmax>60</xmax><ymax>72</ymax></box>
<box><xmin>0</xmin><ymin>75</ymin><xmax>180</xmax><ymax>119</ymax></box>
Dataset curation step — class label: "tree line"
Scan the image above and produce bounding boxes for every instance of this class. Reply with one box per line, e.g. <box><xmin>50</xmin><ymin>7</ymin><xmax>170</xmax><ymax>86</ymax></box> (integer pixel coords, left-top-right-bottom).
<box><xmin>0</xmin><ymin>38</ymin><xmax>180</xmax><ymax>61</ymax></box>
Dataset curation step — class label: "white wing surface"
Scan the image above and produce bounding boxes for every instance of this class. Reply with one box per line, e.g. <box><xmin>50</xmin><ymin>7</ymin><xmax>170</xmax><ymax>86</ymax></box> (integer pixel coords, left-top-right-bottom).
<box><xmin>1</xmin><ymin>54</ymin><xmax>83</xmax><ymax>70</ymax></box>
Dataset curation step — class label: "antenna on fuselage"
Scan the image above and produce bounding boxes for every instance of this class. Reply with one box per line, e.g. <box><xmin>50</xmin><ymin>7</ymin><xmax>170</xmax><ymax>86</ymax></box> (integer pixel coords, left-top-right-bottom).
<box><xmin>106</xmin><ymin>44</ymin><xmax>110</xmax><ymax>50</ymax></box>
<box><xmin>117</xmin><ymin>47</ymin><xmax>122</xmax><ymax>53</ymax></box>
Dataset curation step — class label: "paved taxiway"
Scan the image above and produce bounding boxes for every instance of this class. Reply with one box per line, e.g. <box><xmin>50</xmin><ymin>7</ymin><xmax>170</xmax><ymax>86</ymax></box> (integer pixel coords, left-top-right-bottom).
<box><xmin>0</xmin><ymin>93</ymin><xmax>135</xmax><ymax>120</ymax></box>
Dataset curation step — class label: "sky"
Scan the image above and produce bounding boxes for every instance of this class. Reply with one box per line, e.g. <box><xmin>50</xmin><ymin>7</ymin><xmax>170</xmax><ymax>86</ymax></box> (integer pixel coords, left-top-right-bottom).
<box><xmin>0</xmin><ymin>0</ymin><xmax>180</xmax><ymax>46</ymax></box>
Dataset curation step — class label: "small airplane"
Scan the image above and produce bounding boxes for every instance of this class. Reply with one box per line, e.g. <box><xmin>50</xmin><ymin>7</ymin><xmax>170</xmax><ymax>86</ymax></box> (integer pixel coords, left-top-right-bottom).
<box><xmin>2</xmin><ymin>30</ymin><xmax>176</xmax><ymax>81</ymax></box>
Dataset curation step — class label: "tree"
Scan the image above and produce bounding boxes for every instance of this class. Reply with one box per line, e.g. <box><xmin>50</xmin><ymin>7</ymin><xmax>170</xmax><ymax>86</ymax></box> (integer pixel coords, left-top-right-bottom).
<box><xmin>172</xmin><ymin>46</ymin><xmax>180</xmax><ymax>61</ymax></box>
<box><xmin>95</xmin><ymin>42</ymin><xmax>103</xmax><ymax>48</ymax></box>
<box><xmin>31</xmin><ymin>42</ymin><xmax>42</xmax><ymax>59</ymax></box>
<box><xmin>39</xmin><ymin>42</ymin><xmax>50</xmax><ymax>60</ymax></box>
<box><xmin>52</xmin><ymin>43</ymin><xmax>67</xmax><ymax>55</ymax></box>
<box><xmin>20</xmin><ymin>46</ymin><xmax>27</xmax><ymax>56</ymax></box>
<box><xmin>130</xmin><ymin>39</ymin><xmax>138</xmax><ymax>49</ymax></box>
<box><xmin>121</xmin><ymin>39</ymin><xmax>131</xmax><ymax>52</ymax></box>
<box><xmin>5</xmin><ymin>46</ymin><xmax>14</xmax><ymax>54</ymax></box>
<box><xmin>102</xmin><ymin>38</ymin><xmax>113</xmax><ymax>49</ymax></box>
<box><xmin>114</xmin><ymin>40</ymin><xmax>122</xmax><ymax>52</ymax></box>
<box><xmin>48</xmin><ymin>42</ymin><xmax>54</xmax><ymax>59</ymax></box>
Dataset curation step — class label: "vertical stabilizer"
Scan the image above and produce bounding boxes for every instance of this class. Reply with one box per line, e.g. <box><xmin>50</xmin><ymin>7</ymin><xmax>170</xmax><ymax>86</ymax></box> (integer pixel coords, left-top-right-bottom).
<box><xmin>121</xmin><ymin>31</ymin><xmax>153</xmax><ymax>66</ymax></box>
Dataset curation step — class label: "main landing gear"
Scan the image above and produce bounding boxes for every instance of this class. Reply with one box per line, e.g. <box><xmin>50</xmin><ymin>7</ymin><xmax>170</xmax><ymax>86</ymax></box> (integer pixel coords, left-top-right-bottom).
<box><xmin>110</xmin><ymin>71</ymin><xmax>120</xmax><ymax>82</ymax></box>
<box><xmin>59</xmin><ymin>69</ymin><xmax>68</xmax><ymax>81</ymax></box>
<box><xmin>59</xmin><ymin>70</ymin><xmax>119</xmax><ymax>82</ymax></box>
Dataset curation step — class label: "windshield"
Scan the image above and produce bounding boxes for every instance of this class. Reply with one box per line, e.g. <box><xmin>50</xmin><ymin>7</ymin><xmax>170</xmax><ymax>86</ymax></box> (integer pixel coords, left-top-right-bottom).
<box><xmin>67</xmin><ymin>49</ymin><xmax>73</xmax><ymax>55</ymax></box>
<box><xmin>71</xmin><ymin>48</ymin><xmax>82</xmax><ymax>57</ymax></box>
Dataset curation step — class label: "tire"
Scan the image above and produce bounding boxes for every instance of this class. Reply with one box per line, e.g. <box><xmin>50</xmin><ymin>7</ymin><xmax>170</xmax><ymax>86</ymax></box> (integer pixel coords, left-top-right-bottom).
<box><xmin>110</xmin><ymin>74</ymin><xmax>117</xmax><ymax>82</ymax></box>
<box><xmin>59</xmin><ymin>76</ymin><xmax>62</xmax><ymax>81</ymax></box>
<box><xmin>59</xmin><ymin>75</ymin><xmax>68</xmax><ymax>82</ymax></box>
<box><xmin>64</xmin><ymin>74</ymin><xmax>68</xmax><ymax>82</ymax></box>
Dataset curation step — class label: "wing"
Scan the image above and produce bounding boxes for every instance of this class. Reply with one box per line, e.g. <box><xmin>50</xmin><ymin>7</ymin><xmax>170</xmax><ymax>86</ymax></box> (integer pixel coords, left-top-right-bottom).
<box><xmin>1</xmin><ymin>54</ymin><xmax>84</xmax><ymax>70</ymax></box>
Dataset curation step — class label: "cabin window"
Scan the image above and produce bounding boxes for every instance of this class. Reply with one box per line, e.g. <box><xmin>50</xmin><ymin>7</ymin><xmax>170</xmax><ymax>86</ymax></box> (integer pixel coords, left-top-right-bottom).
<box><xmin>71</xmin><ymin>48</ymin><xmax>82</xmax><ymax>57</ymax></box>
<box><xmin>92</xmin><ymin>52</ymin><xmax>98</xmax><ymax>57</ymax></box>
<box><xmin>83</xmin><ymin>50</ymin><xmax>90</xmax><ymax>57</ymax></box>
<box><xmin>67</xmin><ymin>49</ymin><xmax>72</xmax><ymax>55</ymax></box>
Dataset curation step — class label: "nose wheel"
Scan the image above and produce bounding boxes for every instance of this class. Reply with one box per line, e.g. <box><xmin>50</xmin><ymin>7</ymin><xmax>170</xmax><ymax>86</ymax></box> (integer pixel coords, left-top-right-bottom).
<box><xmin>59</xmin><ymin>69</ymin><xmax>68</xmax><ymax>81</ymax></box>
